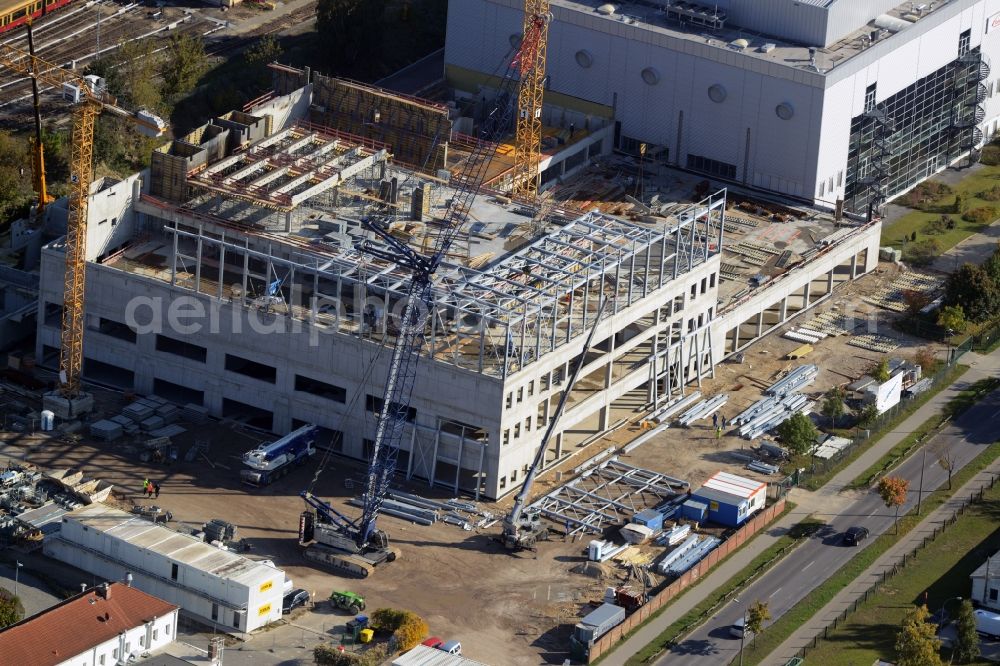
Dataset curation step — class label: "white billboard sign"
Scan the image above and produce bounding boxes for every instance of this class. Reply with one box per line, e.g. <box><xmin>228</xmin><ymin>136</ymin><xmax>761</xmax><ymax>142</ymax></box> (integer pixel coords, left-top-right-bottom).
<box><xmin>875</xmin><ymin>373</ymin><xmax>903</xmax><ymax>413</ymax></box>
<box><xmin>988</xmin><ymin>11</ymin><xmax>1000</xmax><ymax>34</ymax></box>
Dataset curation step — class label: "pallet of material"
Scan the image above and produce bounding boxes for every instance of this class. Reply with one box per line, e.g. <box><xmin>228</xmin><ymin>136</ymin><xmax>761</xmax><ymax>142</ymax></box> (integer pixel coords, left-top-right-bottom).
<box><xmin>90</xmin><ymin>420</ymin><xmax>123</xmax><ymax>442</ymax></box>
<box><xmin>182</xmin><ymin>403</ymin><xmax>209</xmax><ymax>424</ymax></box>
<box><xmin>847</xmin><ymin>334</ymin><xmax>900</xmax><ymax>353</ymax></box>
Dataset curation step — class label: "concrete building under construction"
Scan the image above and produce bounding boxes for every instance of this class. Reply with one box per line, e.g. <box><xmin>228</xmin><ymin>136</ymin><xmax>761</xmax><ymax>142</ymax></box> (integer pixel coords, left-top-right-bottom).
<box><xmin>33</xmin><ymin>71</ymin><xmax>879</xmax><ymax>500</ymax></box>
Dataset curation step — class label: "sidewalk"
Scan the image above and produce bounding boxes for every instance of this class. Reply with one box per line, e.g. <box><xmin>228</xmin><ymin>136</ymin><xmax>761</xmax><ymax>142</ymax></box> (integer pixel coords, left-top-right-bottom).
<box><xmin>597</xmin><ymin>352</ymin><xmax>997</xmax><ymax>666</ymax></box>
<box><xmin>764</xmin><ymin>457</ymin><xmax>1000</xmax><ymax>665</ymax></box>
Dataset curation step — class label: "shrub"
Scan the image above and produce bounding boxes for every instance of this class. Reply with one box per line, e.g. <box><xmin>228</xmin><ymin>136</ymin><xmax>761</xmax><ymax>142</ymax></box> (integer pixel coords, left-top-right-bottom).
<box><xmin>980</xmin><ymin>143</ymin><xmax>1000</xmax><ymax>166</ymax></box>
<box><xmin>369</xmin><ymin>608</ymin><xmax>428</xmax><ymax>652</ymax></box>
<box><xmin>922</xmin><ymin>216</ymin><xmax>948</xmax><ymax>235</ymax></box>
<box><xmin>314</xmin><ymin>643</ymin><xmax>390</xmax><ymax>666</ymax></box>
<box><xmin>961</xmin><ymin>206</ymin><xmax>998</xmax><ymax>224</ymax></box>
<box><xmin>902</xmin><ymin>239</ymin><xmax>942</xmax><ymax>266</ymax></box>
<box><xmin>980</xmin><ymin>185</ymin><xmax>1000</xmax><ymax>201</ymax></box>
<box><xmin>896</xmin><ymin>180</ymin><xmax>953</xmax><ymax>208</ymax></box>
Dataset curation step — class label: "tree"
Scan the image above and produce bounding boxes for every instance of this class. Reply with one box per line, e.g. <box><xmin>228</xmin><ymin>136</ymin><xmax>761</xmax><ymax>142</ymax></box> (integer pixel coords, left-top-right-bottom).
<box><xmin>872</xmin><ymin>357</ymin><xmax>891</xmax><ymax>383</ymax></box>
<box><xmin>857</xmin><ymin>404</ymin><xmax>879</xmax><ymax>430</ymax></box>
<box><xmin>954</xmin><ymin>192</ymin><xmax>964</xmax><ymax>214</ymax></box>
<box><xmin>878</xmin><ymin>476</ymin><xmax>909</xmax><ymax>534</ymax></box>
<box><xmin>0</xmin><ymin>588</ymin><xmax>24</xmax><ymax>628</ymax></box>
<box><xmin>316</xmin><ymin>0</ymin><xmax>388</xmax><ymax>74</ymax></box>
<box><xmin>954</xmin><ymin>599</ymin><xmax>981</xmax><ymax>663</ymax></box>
<box><xmin>983</xmin><ymin>243</ymin><xmax>1000</xmax><ymax>285</ymax></box>
<box><xmin>0</xmin><ymin>131</ymin><xmax>33</xmax><ymax>223</ymax></box>
<box><xmin>821</xmin><ymin>387</ymin><xmax>846</xmax><ymax>428</ymax></box>
<box><xmin>937</xmin><ymin>304</ymin><xmax>967</xmax><ymax>334</ymax></box>
<box><xmin>895</xmin><ymin>604</ymin><xmax>944</xmax><ymax>666</ymax></box>
<box><xmin>944</xmin><ymin>264</ymin><xmax>1000</xmax><ymax>323</ymax></box>
<box><xmin>746</xmin><ymin>600</ymin><xmax>771</xmax><ymax>648</ymax></box>
<box><xmin>902</xmin><ymin>289</ymin><xmax>932</xmax><ymax>316</ymax></box>
<box><xmin>246</xmin><ymin>35</ymin><xmax>283</xmax><ymax>66</ymax></box>
<box><xmin>929</xmin><ymin>437</ymin><xmax>957</xmax><ymax>490</ymax></box>
<box><xmin>161</xmin><ymin>33</ymin><xmax>209</xmax><ymax>100</ymax></box>
<box><xmin>775</xmin><ymin>412</ymin><xmax>818</xmax><ymax>455</ymax></box>
<box><xmin>394</xmin><ymin>614</ymin><xmax>429</xmax><ymax>651</ymax></box>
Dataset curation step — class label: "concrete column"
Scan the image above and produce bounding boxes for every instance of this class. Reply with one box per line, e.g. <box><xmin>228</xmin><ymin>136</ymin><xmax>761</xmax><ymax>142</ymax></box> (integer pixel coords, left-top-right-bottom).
<box><xmin>553</xmin><ymin>431</ymin><xmax>563</xmax><ymax>459</ymax></box>
<box><xmin>203</xmin><ymin>379</ymin><xmax>223</xmax><ymax>416</ymax></box>
<box><xmin>272</xmin><ymin>396</ymin><xmax>291</xmax><ymax>433</ymax></box>
<box><xmin>285</xmin><ymin>211</ymin><xmax>293</xmax><ymax>233</ymax></box>
<box><xmin>756</xmin><ymin>310</ymin><xmax>764</xmax><ymax>337</ymax></box>
<box><xmin>827</xmin><ymin>269</ymin><xmax>834</xmax><ymax>294</ymax></box>
<box><xmin>802</xmin><ymin>282</ymin><xmax>811</xmax><ymax>309</ymax></box>
<box><xmin>851</xmin><ymin>253</ymin><xmax>859</xmax><ymax>278</ymax></box>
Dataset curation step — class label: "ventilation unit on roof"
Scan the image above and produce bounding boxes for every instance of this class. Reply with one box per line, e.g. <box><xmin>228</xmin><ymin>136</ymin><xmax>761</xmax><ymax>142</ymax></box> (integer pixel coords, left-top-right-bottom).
<box><xmin>759</xmin><ymin>43</ymin><xmax>776</xmax><ymax>53</ymax></box>
<box><xmin>597</xmin><ymin>3</ymin><xmax>616</xmax><ymax>15</ymax></box>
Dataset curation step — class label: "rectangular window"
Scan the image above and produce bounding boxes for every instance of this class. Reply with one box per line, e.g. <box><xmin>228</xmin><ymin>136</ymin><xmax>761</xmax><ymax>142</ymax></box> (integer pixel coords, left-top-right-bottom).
<box><xmin>864</xmin><ymin>83</ymin><xmax>877</xmax><ymax>112</ymax></box>
<box><xmin>211</xmin><ymin>604</ymin><xmax>219</xmax><ymax>621</ymax></box>
<box><xmin>819</xmin><ymin>180</ymin><xmax>825</xmax><ymax>197</ymax></box>
<box><xmin>959</xmin><ymin>28</ymin><xmax>971</xmax><ymax>56</ymax></box>
<box><xmin>155</xmin><ymin>334</ymin><xmax>207</xmax><ymax>362</ymax></box>
<box><xmin>990</xmin><ymin>588</ymin><xmax>999</xmax><ymax>601</ymax></box>
<box><xmin>139</xmin><ymin>636</ymin><xmax>145</xmax><ymax>647</ymax></box>
<box><xmin>113</xmin><ymin>650</ymin><xmax>119</xmax><ymax>660</ymax></box>
<box><xmin>690</xmin><ymin>283</ymin><xmax>697</xmax><ymax>299</ymax></box>
<box><xmin>527</xmin><ymin>381</ymin><xmax>534</xmax><ymax>397</ymax></box>
<box><xmin>503</xmin><ymin>429</ymin><xmax>510</xmax><ymax>446</ymax></box>
<box><xmin>505</xmin><ymin>392</ymin><xmax>513</xmax><ymax>409</ymax></box>
<box><xmin>513</xmin><ymin>423</ymin><xmax>521</xmax><ymax>439</ymax></box>
<box><xmin>525</xmin><ymin>416</ymin><xmax>532</xmax><ymax>431</ymax></box>
<box><xmin>511</xmin><ymin>469</ymin><xmax>517</xmax><ymax>483</ymax></box>
<box><xmin>153</xmin><ymin>629</ymin><xmax>158</xmax><ymax>641</ymax></box>
<box><xmin>294</xmin><ymin>375</ymin><xmax>346</xmax><ymax>403</ymax></box>
<box><xmin>517</xmin><ymin>387</ymin><xmax>523</xmax><ymax>403</ymax></box>
<box><xmin>225</xmin><ymin>354</ymin><xmax>277</xmax><ymax>383</ymax></box>
<box><xmin>233</xmin><ymin>611</ymin><xmax>241</xmax><ymax>628</ymax></box>
<box><xmin>166</xmin><ymin>624</ymin><xmax>171</xmax><ymax>636</ymax></box>
<box><xmin>171</xmin><ymin>563</ymin><xmax>178</xmax><ymax>580</ymax></box>
<box><xmin>709</xmin><ymin>273</ymin><xmax>716</xmax><ymax>289</ymax></box>
<box><xmin>686</xmin><ymin>154</ymin><xmax>736</xmax><ymax>179</ymax></box>
<box><xmin>837</xmin><ymin>170</ymin><xmax>844</xmax><ymax>187</ymax></box>
<box><xmin>499</xmin><ymin>476</ymin><xmax>507</xmax><ymax>490</ymax></box>
<box><xmin>93</xmin><ymin>317</ymin><xmax>137</xmax><ymax>343</ymax></box>
<box><xmin>828</xmin><ymin>177</ymin><xmax>834</xmax><ymax>192</ymax></box>
<box><xmin>365</xmin><ymin>394</ymin><xmax>416</xmax><ymax>422</ymax></box>
<box><xmin>100</xmin><ymin>657</ymin><xmax>106</xmax><ymax>665</ymax></box>
<box><xmin>700</xmin><ymin>277</ymin><xmax>707</xmax><ymax>294</ymax></box>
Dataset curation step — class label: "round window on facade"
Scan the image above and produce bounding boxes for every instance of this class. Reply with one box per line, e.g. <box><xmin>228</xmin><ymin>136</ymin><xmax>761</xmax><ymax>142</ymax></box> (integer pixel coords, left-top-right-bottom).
<box><xmin>708</xmin><ymin>84</ymin><xmax>727</xmax><ymax>103</ymax></box>
<box><xmin>776</xmin><ymin>102</ymin><xmax>795</xmax><ymax>120</ymax></box>
<box><xmin>509</xmin><ymin>34</ymin><xmax>522</xmax><ymax>49</ymax></box>
<box><xmin>641</xmin><ymin>67</ymin><xmax>660</xmax><ymax>85</ymax></box>
<box><xmin>575</xmin><ymin>49</ymin><xmax>594</xmax><ymax>68</ymax></box>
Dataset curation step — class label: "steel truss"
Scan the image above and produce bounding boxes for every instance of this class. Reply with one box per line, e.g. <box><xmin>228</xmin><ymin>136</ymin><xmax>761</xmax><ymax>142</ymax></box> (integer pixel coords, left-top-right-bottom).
<box><xmin>528</xmin><ymin>458</ymin><xmax>688</xmax><ymax>536</ymax></box>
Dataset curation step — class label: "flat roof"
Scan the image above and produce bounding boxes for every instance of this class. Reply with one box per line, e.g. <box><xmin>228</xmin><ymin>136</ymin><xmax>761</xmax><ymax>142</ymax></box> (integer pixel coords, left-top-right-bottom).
<box><xmin>60</xmin><ymin>504</ymin><xmax>281</xmax><ymax>588</ymax></box>
<box><xmin>700</xmin><ymin>471</ymin><xmax>766</xmax><ymax>499</ymax></box>
<box><xmin>552</xmin><ymin>0</ymin><xmax>951</xmax><ymax>74</ymax></box>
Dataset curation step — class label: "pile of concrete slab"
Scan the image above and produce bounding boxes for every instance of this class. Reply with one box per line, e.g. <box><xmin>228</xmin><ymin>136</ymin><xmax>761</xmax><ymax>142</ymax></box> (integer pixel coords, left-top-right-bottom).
<box><xmin>847</xmin><ymin>333</ymin><xmax>900</xmax><ymax>353</ymax></box>
<box><xmin>657</xmin><ymin>534</ymin><xmax>721</xmax><ymax>577</ymax></box>
<box><xmin>90</xmin><ymin>396</ymin><xmax>188</xmax><ymax>443</ymax></box>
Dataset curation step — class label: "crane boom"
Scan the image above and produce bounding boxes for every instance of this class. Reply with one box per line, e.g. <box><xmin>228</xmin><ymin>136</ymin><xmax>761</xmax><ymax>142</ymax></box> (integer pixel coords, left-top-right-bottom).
<box><xmin>0</xmin><ymin>42</ymin><xmax>164</xmax><ymax>405</ymax></box>
<box><xmin>25</xmin><ymin>23</ymin><xmax>53</xmax><ymax>214</ymax></box>
<box><xmin>502</xmin><ymin>297</ymin><xmax>608</xmax><ymax>550</ymax></box>
<box><xmin>299</xmin><ymin>12</ymin><xmax>552</xmax><ymax>575</ymax></box>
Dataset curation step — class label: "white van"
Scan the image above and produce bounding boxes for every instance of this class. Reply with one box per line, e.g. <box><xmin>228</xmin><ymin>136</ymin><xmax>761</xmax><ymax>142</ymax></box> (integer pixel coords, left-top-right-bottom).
<box><xmin>439</xmin><ymin>640</ymin><xmax>462</xmax><ymax>655</ymax></box>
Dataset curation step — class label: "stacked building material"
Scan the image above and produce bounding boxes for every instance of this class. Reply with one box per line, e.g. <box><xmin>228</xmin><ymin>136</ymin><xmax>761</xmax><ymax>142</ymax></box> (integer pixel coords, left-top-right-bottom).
<box><xmin>182</xmin><ymin>403</ymin><xmax>209</xmax><ymax>424</ymax></box>
<box><xmin>676</xmin><ymin>394</ymin><xmax>728</xmax><ymax>426</ymax></box>
<box><xmin>662</xmin><ymin>536</ymin><xmax>721</xmax><ymax>576</ymax></box>
<box><xmin>588</xmin><ymin>539</ymin><xmax>629</xmax><ymax>562</ymax></box>
<box><xmin>649</xmin><ymin>392</ymin><xmax>702</xmax><ymax>424</ymax></box>
<box><xmin>765</xmin><ymin>365</ymin><xmax>818</xmax><ymax>397</ymax></box>
<box><xmin>746</xmin><ymin>460</ymin><xmax>780</xmax><ymax>474</ymax></box>
<box><xmin>656</xmin><ymin>523</ymin><xmax>691</xmax><ymax>546</ymax></box>
<box><xmin>656</xmin><ymin>534</ymin><xmax>700</xmax><ymax>574</ymax></box>
<box><xmin>89</xmin><ymin>420</ymin><xmax>123</xmax><ymax>442</ymax></box>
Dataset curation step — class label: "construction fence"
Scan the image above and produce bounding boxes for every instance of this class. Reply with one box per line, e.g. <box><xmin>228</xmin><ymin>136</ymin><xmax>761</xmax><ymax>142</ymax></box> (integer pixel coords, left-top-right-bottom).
<box><xmin>790</xmin><ymin>471</ymin><xmax>999</xmax><ymax>662</ymax></box>
<box><xmin>797</xmin><ymin>350</ymin><xmax>968</xmax><ymax>482</ymax></box>
<box><xmin>586</xmin><ymin>497</ymin><xmax>787</xmax><ymax>664</ymax></box>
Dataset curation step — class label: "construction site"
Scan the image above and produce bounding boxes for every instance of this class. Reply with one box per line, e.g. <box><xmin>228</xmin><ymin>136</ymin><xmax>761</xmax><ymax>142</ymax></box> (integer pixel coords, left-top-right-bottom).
<box><xmin>0</xmin><ymin>1</ymin><xmax>959</xmax><ymax>665</ymax></box>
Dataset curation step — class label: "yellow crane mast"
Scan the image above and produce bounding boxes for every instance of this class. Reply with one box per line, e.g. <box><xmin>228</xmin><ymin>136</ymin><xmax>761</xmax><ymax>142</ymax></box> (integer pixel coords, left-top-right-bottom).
<box><xmin>511</xmin><ymin>0</ymin><xmax>550</xmax><ymax>200</ymax></box>
<box><xmin>0</xmin><ymin>42</ymin><xmax>165</xmax><ymax>416</ymax></box>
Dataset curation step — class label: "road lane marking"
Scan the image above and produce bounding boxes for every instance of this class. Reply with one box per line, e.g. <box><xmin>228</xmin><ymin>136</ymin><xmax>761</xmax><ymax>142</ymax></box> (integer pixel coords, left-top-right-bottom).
<box><xmin>769</xmin><ymin>587</ymin><xmax>783</xmax><ymax>598</ymax></box>
<box><xmin>802</xmin><ymin>561</ymin><xmax>814</xmax><ymax>571</ymax></box>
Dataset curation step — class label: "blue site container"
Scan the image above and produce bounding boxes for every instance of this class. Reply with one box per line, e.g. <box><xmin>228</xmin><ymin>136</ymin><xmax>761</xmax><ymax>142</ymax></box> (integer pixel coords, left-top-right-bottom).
<box><xmin>632</xmin><ymin>509</ymin><xmax>664</xmax><ymax>531</ymax></box>
<box><xmin>681</xmin><ymin>499</ymin><xmax>708</xmax><ymax>523</ymax></box>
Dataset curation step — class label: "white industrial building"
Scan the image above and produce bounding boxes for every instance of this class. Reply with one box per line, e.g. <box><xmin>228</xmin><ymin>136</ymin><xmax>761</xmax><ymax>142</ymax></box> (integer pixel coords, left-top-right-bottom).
<box><xmin>44</xmin><ymin>504</ymin><xmax>286</xmax><ymax>634</ymax></box>
<box><xmin>445</xmin><ymin>0</ymin><xmax>1000</xmax><ymax>214</ymax></box>
<box><xmin>971</xmin><ymin>550</ymin><xmax>1000</xmax><ymax>611</ymax></box>
<box><xmin>34</xmin><ymin>73</ymin><xmax>879</xmax><ymax>500</ymax></box>
<box><xmin>0</xmin><ymin>582</ymin><xmax>178</xmax><ymax>666</ymax></box>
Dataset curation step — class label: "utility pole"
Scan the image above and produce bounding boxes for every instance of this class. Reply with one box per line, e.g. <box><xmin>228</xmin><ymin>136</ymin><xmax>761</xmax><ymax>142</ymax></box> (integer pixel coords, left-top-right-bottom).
<box><xmin>13</xmin><ymin>561</ymin><xmax>22</xmax><ymax>598</ymax></box>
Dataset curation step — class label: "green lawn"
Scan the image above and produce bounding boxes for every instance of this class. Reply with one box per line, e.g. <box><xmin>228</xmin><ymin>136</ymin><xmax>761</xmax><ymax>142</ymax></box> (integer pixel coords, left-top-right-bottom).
<box><xmin>798</xmin><ymin>465</ymin><xmax>1000</xmax><ymax>665</ymax></box>
<box><xmin>737</xmin><ymin>442</ymin><xmax>1000</xmax><ymax>665</ymax></box>
<box><xmin>883</xmin><ymin>164</ymin><xmax>1000</xmax><ymax>253</ymax></box>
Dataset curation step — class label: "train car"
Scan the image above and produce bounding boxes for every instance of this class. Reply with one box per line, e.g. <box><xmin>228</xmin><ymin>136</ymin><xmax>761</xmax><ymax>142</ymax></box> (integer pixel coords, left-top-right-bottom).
<box><xmin>0</xmin><ymin>0</ymin><xmax>75</xmax><ymax>35</ymax></box>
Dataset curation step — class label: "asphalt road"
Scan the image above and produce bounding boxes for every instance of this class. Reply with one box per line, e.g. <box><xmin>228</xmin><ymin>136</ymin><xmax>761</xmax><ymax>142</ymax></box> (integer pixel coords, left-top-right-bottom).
<box><xmin>0</xmin><ymin>560</ymin><xmax>60</xmax><ymax>618</ymax></box>
<box><xmin>662</xmin><ymin>389</ymin><xmax>1000</xmax><ymax>665</ymax></box>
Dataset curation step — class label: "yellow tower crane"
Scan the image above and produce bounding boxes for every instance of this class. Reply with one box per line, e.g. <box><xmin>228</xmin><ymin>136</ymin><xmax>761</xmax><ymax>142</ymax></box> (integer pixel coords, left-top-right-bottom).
<box><xmin>0</xmin><ymin>41</ymin><xmax>165</xmax><ymax>417</ymax></box>
<box><xmin>510</xmin><ymin>0</ymin><xmax>550</xmax><ymax>200</ymax></box>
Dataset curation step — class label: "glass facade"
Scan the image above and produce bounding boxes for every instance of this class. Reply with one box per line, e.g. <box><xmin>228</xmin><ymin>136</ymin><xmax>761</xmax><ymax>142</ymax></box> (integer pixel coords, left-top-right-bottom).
<box><xmin>845</xmin><ymin>47</ymin><xmax>987</xmax><ymax>215</ymax></box>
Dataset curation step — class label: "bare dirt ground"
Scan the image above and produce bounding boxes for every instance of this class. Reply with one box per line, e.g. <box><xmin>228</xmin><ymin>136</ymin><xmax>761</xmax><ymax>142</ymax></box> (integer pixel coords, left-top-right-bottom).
<box><xmin>0</xmin><ymin>260</ymin><xmax>948</xmax><ymax>665</ymax></box>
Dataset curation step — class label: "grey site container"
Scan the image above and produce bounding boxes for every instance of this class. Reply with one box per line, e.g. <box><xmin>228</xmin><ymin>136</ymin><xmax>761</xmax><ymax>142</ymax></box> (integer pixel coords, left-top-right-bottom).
<box><xmin>574</xmin><ymin>603</ymin><xmax>626</xmax><ymax>644</ymax></box>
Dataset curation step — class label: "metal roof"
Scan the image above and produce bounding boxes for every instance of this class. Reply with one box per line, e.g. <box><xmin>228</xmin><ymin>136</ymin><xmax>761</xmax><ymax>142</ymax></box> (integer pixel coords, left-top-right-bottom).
<box><xmin>391</xmin><ymin>645</ymin><xmax>489</xmax><ymax>666</ymax></box>
<box><xmin>698</xmin><ymin>471</ymin><xmax>766</xmax><ymax>500</ymax></box>
<box><xmin>60</xmin><ymin>504</ymin><xmax>279</xmax><ymax>588</ymax></box>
